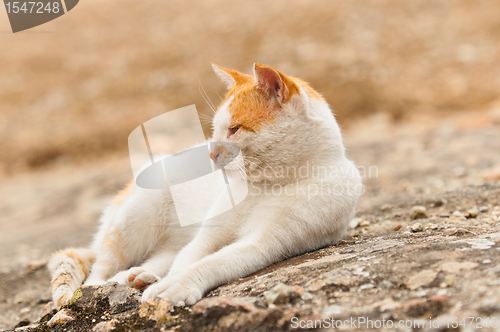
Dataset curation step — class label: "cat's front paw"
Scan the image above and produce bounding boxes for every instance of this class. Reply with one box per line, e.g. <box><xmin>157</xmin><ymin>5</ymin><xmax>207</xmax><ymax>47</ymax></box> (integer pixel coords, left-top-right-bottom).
<box><xmin>141</xmin><ymin>277</ymin><xmax>202</xmax><ymax>306</ymax></box>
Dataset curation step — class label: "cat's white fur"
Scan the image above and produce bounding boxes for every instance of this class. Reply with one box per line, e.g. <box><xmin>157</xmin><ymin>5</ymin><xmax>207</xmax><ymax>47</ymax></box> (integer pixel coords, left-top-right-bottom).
<box><xmin>48</xmin><ymin>63</ymin><xmax>362</xmax><ymax>309</ymax></box>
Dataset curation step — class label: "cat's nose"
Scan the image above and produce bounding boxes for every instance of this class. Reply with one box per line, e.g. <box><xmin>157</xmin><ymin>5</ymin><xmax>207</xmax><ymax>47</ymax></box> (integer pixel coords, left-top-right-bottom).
<box><xmin>209</xmin><ymin>153</ymin><xmax>219</xmax><ymax>163</ymax></box>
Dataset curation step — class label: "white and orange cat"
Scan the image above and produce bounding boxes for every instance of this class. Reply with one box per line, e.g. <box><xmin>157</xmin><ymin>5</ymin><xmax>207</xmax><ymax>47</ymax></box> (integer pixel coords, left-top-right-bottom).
<box><xmin>48</xmin><ymin>63</ymin><xmax>362</xmax><ymax>309</ymax></box>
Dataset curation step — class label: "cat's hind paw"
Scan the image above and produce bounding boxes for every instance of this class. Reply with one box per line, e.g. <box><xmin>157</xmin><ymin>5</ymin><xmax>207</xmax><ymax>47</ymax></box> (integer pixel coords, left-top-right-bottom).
<box><xmin>109</xmin><ymin>267</ymin><xmax>159</xmax><ymax>290</ymax></box>
<box><xmin>128</xmin><ymin>270</ymin><xmax>159</xmax><ymax>290</ymax></box>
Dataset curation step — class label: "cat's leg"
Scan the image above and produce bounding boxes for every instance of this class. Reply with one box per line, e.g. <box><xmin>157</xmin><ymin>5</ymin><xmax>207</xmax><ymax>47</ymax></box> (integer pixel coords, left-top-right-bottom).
<box><xmin>108</xmin><ymin>248</ymin><xmax>179</xmax><ymax>290</ymax></box>
<box><xmin>142</xmin><ymin>234</ymin><xmax>281</xmax><ymax>305</ymax></box>
<box><xmin>84</xmin><ymin>228</ymin><xmax>130</xmax><ymax>285</ymax></box>
<box><xmin>142</xmin><ymin>178</ymin><xmax>358</xmax><ymax>305</ymax></box>
<box><xmin>164</xmin><ymin>224</ymin><xmax>232</xmax><ymax>278</ymax></box>
<box><xmin>85</xmin><ymin>186</ymin><xmax>170</xmax><ymax>285</ymax></box>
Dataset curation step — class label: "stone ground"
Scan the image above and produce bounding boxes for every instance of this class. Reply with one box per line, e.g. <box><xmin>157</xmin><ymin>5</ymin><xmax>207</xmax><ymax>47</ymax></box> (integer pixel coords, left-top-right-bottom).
<box><xmin>1</xmin><ymin>109</ymin><xmax>500</xmax><ymax>331</ymax></box>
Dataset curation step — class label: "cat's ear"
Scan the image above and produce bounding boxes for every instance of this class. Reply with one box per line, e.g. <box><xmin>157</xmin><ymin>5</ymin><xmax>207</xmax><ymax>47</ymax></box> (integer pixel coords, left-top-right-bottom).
<box><xmin>253</xmin><ymin>63</ymin><xmax>285</xmax><ymax>102</ymax></box>
<box><xmin>212</xmin><ymin>64</ymin><xmax>247</xmax><ymax>89</ymax></box>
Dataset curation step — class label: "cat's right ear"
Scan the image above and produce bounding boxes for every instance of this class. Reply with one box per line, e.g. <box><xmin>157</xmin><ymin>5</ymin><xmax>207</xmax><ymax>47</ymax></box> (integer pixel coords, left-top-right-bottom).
<box><xmin>212</xmin><ymin>64</ymin><xmax>242</xmax><ymax>89</ymax></box>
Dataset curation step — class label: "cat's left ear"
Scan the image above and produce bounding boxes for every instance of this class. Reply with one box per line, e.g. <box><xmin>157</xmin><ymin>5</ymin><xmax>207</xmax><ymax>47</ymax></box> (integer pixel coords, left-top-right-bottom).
<box><xmin>253</xmin><ymin>64</ymin><xmax>285</xmax><ymax>102</ymax></box>
<box><xmin>253</xmin><ymin>63</ymin><xmax>298</xmax><ymax>103</ymax></box>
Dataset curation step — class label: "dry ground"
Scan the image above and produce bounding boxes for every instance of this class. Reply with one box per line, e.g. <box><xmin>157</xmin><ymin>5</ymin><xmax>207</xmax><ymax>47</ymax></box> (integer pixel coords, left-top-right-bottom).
<box><xmin>1</xmin><ymin>110</ymin><xmax>500</xmax><ymax>331</ymax></box>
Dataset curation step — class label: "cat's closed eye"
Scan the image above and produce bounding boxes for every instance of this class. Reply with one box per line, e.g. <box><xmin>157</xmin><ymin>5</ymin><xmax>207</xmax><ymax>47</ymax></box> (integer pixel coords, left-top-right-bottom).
<box><xmin>228</xmin><ymin>125</ymin><xmax>241</xmax><ymax>137</ymax></box>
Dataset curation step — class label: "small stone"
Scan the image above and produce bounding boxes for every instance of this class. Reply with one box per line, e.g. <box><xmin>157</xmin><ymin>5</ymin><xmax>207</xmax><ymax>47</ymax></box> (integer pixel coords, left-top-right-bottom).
<box><xmin>92</xmin><ymin>319</ymin><xmax>118</xmax><ymax>332</ymax></box>
<box><xmin>139</xmin><ymin>298</ymin><xmax>171</xmax><ymax>321</ymax></box>
<box><xmin>411</xmin><ymin>223</ymin><xmax>423</xmax><ymax>232</ymax></box>
<box><xmin>445</xmin><ymin>275</ymin><xmax>455</xmax><ymax>287</ymax></box>
<box><xmin>410</xmin><ymin>206</ymin><xmax>427</xmax><ymax>220</ymax></box>
<box><xmin>393</xmin><ymin>224</ymin><xmax>402</xmax><ymax>231</ymax></box>
<box><xmin>440</xmin><ymin>261</ymin><xmax>478</xmax><ymax>273</ymax></box>
<box><xmin>381</xmin><ymin>204</ymin><xmax>393</xmax><ymax>211</ymax></box>
<box><xmin>359</xmin><ymin>220</ymin><xmax>370</xmax><ymax>227</ymax></box>
<box><xmin>349</xmin><ymin>218</ymin><xmax>362</xmax><ymax>229</ymax></box>
<box><xmin>454</xmin><ymin>166</ymin><xmax>467</xmax><ymax>178</ymax></box>
<box><xmin>479</xmin><ymin>206</ymin><xmax>489</xmax><ymax>213</ymax></box>
<box><xmin>379</xmin><ymin>281</ymin><xmax>394</xmax><ymax>289</ymax></box>
<box><xmin>467</xmin><ymin>208</ymin><xmax>479</xmax><ymax>218</ymax></box>
<box><xmin>47</xmin><ymin>309</ymin><xmax>75</xmax><ymax>327</ymax></box>
<box><xmin>359</xmin><ymin>284</ymin><xmax>375</xmax><ymax>291</ymax></box>
<box><xmin>483</xmin><ymin>259</ymin><xmax>492</xmax><ymax>264</ymax></box>
<box><xmin>452</xmin><ymin>210</ymin><xmax>464</xmax><ymax>218</ymax></box>
<box><xmin>300</xmin><ymin>292</ymin><xmax>313</xmax><ymax>300</ymax></box>
<box><xmin>431</xmin><ymin>199</ymin><xmax>447</xmax><ymax>207</ymax></box>
<box><xmin>430</xmin><ymin>294</ymin><xmax>450</xmax><ymax>303</ymax></box>
<box><xmin>406</xmin><ymin>269</ymin><xmax>438</xmax><ymax>290</ymax></box>
<box><xmin>265</xmin><ymin>284</ymin><xmax>304</xmax><ymax>305</ymax></box>
<box><xmin>428</xmin><ymin>223</ymin><xmax>438</xmax><ymax>230</ymax></box>
<box><xmin>438</xmin><ymin>212</ymin><xmax>451</xmax><ymax>218</ymax></box>
<box><xmin>448</xmin><ymin>228</ymin><xmax>475</xmax><ymax>237</ymax></box>
<box><xmin>14</xmin><ymin>319</ymin><xmax>30</xmax><ymax>328</ymax></box>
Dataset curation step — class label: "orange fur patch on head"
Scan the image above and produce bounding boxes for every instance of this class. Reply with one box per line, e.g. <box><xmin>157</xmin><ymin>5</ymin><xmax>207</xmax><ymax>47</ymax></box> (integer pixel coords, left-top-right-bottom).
<box><xmin>293</xmin><ymin>77</ymin><xmax>325</xmax><ymax>102</ymax></box>
<box><xmin>218</xmin><ymin>64</ymin><xmax>301</xmax><ymax>131</ymax></box>
<box><xmin>112</xmin><ymin>179</ymin><xmax>135</xmax><ymax>206</ymax></box>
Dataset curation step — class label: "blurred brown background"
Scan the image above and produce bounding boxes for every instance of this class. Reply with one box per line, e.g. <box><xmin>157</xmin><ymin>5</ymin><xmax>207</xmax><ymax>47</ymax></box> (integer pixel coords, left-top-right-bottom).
<box><xmin>1</xmin><ymin>0</ymin><xmax>500</xmax><ymax>174</ymax></box>
<box><xmin>2</xmin><ymin>0</ymin><xmax>500</xmax><ymax>328</ymax></box>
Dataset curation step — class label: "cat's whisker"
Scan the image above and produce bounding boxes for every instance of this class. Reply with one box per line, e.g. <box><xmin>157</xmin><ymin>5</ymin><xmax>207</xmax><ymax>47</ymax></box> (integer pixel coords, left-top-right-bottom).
<box><xmin>212</xmin><ymin>88</ymin><xmax>223</xmax><ymax>102</ymax></box>
<box><xmin>198</xmin><ymin>79</ymin><xmax>217</xmax><ymax>114</ymax></box>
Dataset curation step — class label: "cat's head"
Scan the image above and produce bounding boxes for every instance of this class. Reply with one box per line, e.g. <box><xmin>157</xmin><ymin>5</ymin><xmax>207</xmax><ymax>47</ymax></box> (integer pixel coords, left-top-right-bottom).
<box><xmin>210</xmin><ymin>63</ymin><xmax>341</xmax><ymax>183</ymax></box>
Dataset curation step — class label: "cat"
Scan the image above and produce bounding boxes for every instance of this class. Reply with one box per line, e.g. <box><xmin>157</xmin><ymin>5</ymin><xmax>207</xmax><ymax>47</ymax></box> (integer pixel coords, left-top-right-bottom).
<box><xmin>48</xmin><ymin>63</ymin><xmax>363</xmax><ymax>309</ymax></box>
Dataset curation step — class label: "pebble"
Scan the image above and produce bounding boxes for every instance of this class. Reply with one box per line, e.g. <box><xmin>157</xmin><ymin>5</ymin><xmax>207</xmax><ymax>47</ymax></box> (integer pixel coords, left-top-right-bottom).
<box><xmin>452</xmin><ymin>210</ymin><xmax>464</xmax><ymax>218</ymax></box>
<box><xmin>438</xmin><ymin>212</ymin><xmax>451</xmax><ymax>218</ymax></box>
<box><xmin>359</xmin><ymin>220</ymin><xmax>370</xmax><ymax>227</ymax></box>
<box><xmin>47</xmin><ymin>309</ymin><xmax>75</xmax><ymax>327</ymax></box>
<box><xmin>479</xmin><ymin>206</ymin><xmax>489</xmax><ymax>213</ymax></box>
<box><xmin>139</xmin><ymin>298</ymin><xmax>171</xmax><ymax>321</ymax></box>
<box><xmin>483</xmin><ymin>259</ymin><xmax>492</xmax><ymax>264</ymax></box>
<box><xmin>381</xmin><ymin>204</ymin><xmax>393</xmax><ymax>211</ymax></box>
<box><xmin>440</xmin><ymin>261</ymin><xmax>478</xmax><ymax>273</ymax></box>
<box><xmin>349</xmin><ymin>218</ymin><xmax>362</xmax><ymax>229</ymax></box>
<box><xmin>454</xmin><ymin>166</ymin><xmax>467</xmax><ymax>177</ymax></box>
<box><xmin>393</xmin><ymin>224</ymin><xmax>402</xmax><ymax>231</ymax></box>
<box><xmin>411</xmin><ymin>223</ymin><xmax>423</xmax><ymax>232</ymax></box>
<box><xmin>467</xmin><ymin>208</ymin><xmax>479</xmax><ymax>218</ymax></box>
<box><xmin>358</xmin><ymin>284</ymin><xmax>375</xmax><ymax>291</ymax></box>
<box><xmin>92</xmin><ymin>319</ymin><xmax>118</xmax><ymax>332</ymax></box>
<box><xmin>265</xmin><ymin>284</ymin><xmax>304</xmax><ymax>305</ymax></box>
<box><xmin>444</xmin><ymin>275</ymin><xmax>455</xmax><ymax>287</ymax></box>
<box><xmin>407</xmin><ymin>269</ymin><xmax>438</xmax><ymax>290</ymax></box>
<box><xmin>410</xmin><ymin>206</ymin><xmax>427</xmax><ymax>220</ymax></box>
<box><xmin>379</xmin><ymin>281</ymin><xmax>394</xmax><ymax>289</ymax></box>
<box><xmin>428</xmin><ymin>223</ymin><xmax>438</xmax><ymax>230</ymax></box>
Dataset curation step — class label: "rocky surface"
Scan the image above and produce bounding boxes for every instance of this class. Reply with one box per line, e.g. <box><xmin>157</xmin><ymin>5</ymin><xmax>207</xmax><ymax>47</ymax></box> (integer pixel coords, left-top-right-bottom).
<box><xmin>1</xmin><ymin>112</ymin><xmax>500</xmax><ymax>331</ymax></box>
<box><xmin>3</xmin><ymin>183</ymin><xmax>500</xmax><ymax>331</ymax></box>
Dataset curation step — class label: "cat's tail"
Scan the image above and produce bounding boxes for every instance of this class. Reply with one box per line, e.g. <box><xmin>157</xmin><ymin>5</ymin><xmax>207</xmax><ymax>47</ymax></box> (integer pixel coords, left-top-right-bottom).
<box><xmin>48</xmin><ymin>248</ymin><xmax>94</xmax><ymax>309</ymax></box>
